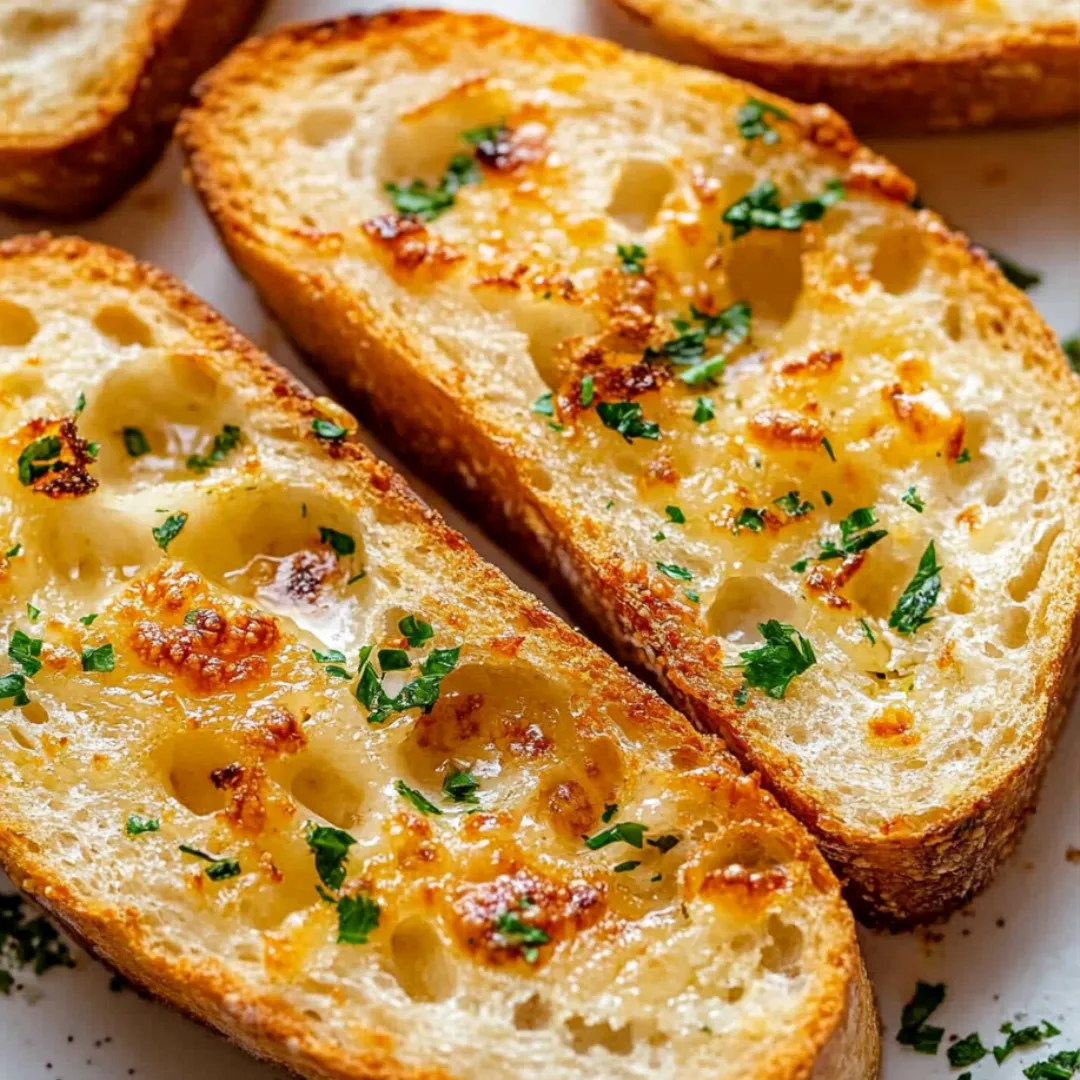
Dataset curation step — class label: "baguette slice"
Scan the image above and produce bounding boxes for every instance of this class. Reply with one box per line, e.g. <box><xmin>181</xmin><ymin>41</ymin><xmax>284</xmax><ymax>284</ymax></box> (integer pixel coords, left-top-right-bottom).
<box><xmin>605</xmin><ymin>0</ymin><xmax>1080</xmax><ymax>133</ymax></box>
<box><xmin>0</xmin><ymin>0</ymin><xmax>263</xmax><ymax>217</ymax></box>
<box><xmin>0</xmin><ymin>235</ymin><xmax>877</xmax><ymax>1080</ymax></box>
<box><xmin>181</xmin><ymin>10</ymin><xmax>1080</xmax><ymax>927</ymax></box>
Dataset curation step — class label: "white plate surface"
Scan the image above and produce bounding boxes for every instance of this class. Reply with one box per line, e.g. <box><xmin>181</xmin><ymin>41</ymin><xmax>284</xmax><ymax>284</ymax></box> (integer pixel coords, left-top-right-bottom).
<box><xmin>1</xmin><ymin>2</ymin><xmax>1078</xmax><ymax>1078</ymax></box>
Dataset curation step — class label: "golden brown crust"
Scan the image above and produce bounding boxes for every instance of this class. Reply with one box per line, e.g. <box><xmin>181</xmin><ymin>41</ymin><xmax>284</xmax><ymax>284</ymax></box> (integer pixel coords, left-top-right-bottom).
<box><xmin>0</xmin><ymin>0</ymin><xmax>264</xmax><ymax>217</ymax></box>
<box><xmin>0</xmin><ymin>233</ymin><xmax>878</xmax><ymax>1080</ymax></box>
<box><xmin>607</xmin><ymin>0</ymin><xmax>1079</xmax><ymax>133</ymax></box>
<box><xmin>177</xmin><ymin>10</ymin><xmax>1080</xmax><ymax>931</ymax></box>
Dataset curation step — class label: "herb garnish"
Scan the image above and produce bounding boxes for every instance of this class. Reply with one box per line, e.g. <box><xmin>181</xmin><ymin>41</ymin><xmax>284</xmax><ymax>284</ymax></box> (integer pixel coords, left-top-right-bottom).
<box><xmin>1024</xmin><ymin>1050</ymin><xmax>1080</xmax><ymax>1078</ymax></box>
<box><xmin>178</xmin><ymin>844</ymin><xmax>241</xmax><ymax>881</ymax></box>
<box><xmin>0</xmin><ymin>672</ymin><xmax>29</xmax><ymax>707</ymax></box>
<box><xmin>723</xmin><ymin>179</ymin><xmax>845</xmax><ymax>240</ymax></box>
<box><xmin>646</xmin><ymin>834</ymin><xmax>680</xmax><ymax>853</ymax></box>
<box><xmin>319</xmin><ymin>526</ymin><xmax>356</xmax><ymax>556</ymax></box>
<box><xmin>1063</xmin><ymin>334</ymin><xmax>1080</xmax><ymax>374</ymax></box>
<box><xmin>821</xmin><ymin>436</ymin><xmax>836</xmax><ymax>461</ymax></box>
<box><xmin>735</xmin><ymin>621</ymin><xmax>816</xmax><ymax>701</ymax></box>
<box><xmin>336</xmin><ymin>894</ymin><xmax>381</xmax><ymax>945</ymax></box>
<box><xmin>734</xmin><ymin>507</ymin><xmax>765</xmax><ymax>533</ymax></box>
<box><xmin>442</xmin><ymin>768</ymin><xmax>480</xmax><ymax>804</ymax></box>
<box><xmin>17</xmin><ymin>434</ymin><xmax>62</xmax><ymax>486</ymax></box>
<box><xmin>791</xmin><ymin>506</ymin><xmax>887</xmax><ymax>571</ymax></box>
<box><xmin>386</xmin><ymin>132</ymin><xmax>483</xmax><ymax>221</ymax></box>
<box><xmin>948</xmin><ymin>1033</ymin><xmax>988</xmax><ymax>1068</ymax></box>
<box><xmin>378</xmin><ymin>648</ymin><xmax>411</xmax><ymax>671</ymax></box>
<box><xmin>693</xmin><ymin>396</ymin><xmax>716</xmax><ymax>423</ymax></box>
<box><xmin>493</xmin><ymin>909</ymin><xmax>550</xmax><ymax>964</ymax></box>
<box><xmin>596</xmin><ymin>401</ymin><xmax>660</xmax><ymax>442</ymax></box>
<box><xmin>614</xmin><ymin>860</ymin><xmax>640</xmax><ymax>873</ymax></box>
<box><xmin>736</xmin><ymin>98</ymin><xmax>790</xmax><ymax>144</ymax></box>
<box><xmin>987</xmin><ymin>249</ymin><xmax>1042</xmax><ymax>291</ymax></box>
<box><xmin>80</xmin><ymin>613</ymin><xmax>98</xmax><ymax>626</ymax></box>
<box><xmin>601</xmin><ymin>804</ymin><xmax>618</xmax><ymax>823</ymax></box>
<box><xmin>859</xmin><ymin>618</ymin><xmax>876</xmax><ymax>645</ymax></box>
<box><xmin>122</xmin><ymin>427</ymin><xmax>151</xmax><ymax>457</ymax></box>
<box><xmin>126</xmin><ymin>814</ymin><xmax>159</xmax><ymax>837</ymax></box>
<box><xmin>774</xmin><ymin>491</ymin><xmax>813</xmax><ymax>517</ymax></box>
<box><xmin>311</xmin><ymin>418</ymin><xmax>348</xmax><ymax>441</ymax></box>
<box><xmin>8</xmin><ymin>630</ymin><xmax>42</xmax><ymax>677</ymax></box>
<box><xmin>645</xmin><ymin>303</ymin><xmax>751</xmax><ymax>376</ymax></box>
<box><xmin>306</xmin><ymin>823</ymin><xmax>356</xmax><ymax>891</ymax></box>
<box><xmin>896</xmin><ymin>981</ymin><xmax>945</xmax><ymax>1054</ymax></box>
<box><xmin>531</xmin><ymin>391</ymin><xmax>555</xmax><ymax>417</ymax></box>
<box><xmin>395</xmin><ymin>779</ymin><xmax>443</xmax><ymax>816</ymax></box>
<box><xmin>579</xmin><ymin>374</ymin><xmax>595</xmax><ymax>408</ymax></box>
<box><xmin>357</xmin><ymin>640</ymin><xmax>461</xmax><ymax>725</ymax></box>
<box><xmin>26</xmin><ymin>603</ymin><xmax>39</xmax><ymax>621</ymax></box>
<box><xmin>399</xmin><ymin>615</ymin><xmax>434</xmax><ymax>648</ymax></box>
<box><xmin>585</xmin><ymin>821</ymin><xmax>647</xmax><ymax>850</ymax></box>
<box><xmin>656</xmin><ymin>562</ymin><xmax>692</xmax><ymax>581</ymax></box>
<box><xmin>995</xmin><ymin>1021</ymin><xmax>1061</xmax><ymax>1064</ymax></box>
<box><xmin>152</xmin><ymin>511</ymin><xmax>187</xmax><ymax>550</ymax></box>
<box><xmin>187</xmin><ymin>424</ymin><xmax>241</xmax><ymax>473</ymax></box>
<box><xmin>5</xmin><ymin>543</ymin><xmax>21</xmax><ymax>558</ymax></box>
<box><xmin>0</xmin><ymin>892</ymin><xmax>75</xmax><ymax>991</ymax></box>
<box><xmin>617</xmin><ymin>244</ymin><xmax>647</xmax><ymax>274</ymax></box>
<box><xmin>81</xmin><ymin>644</ymin><xmax>115</xmax><ymax>673</ymax></box>
<box><xmin>889</xmin><ymin>542</ymin><xmax>941</xmax><ymax>635</ymax></box>
<box><xmin>902</xmin><ymin>486</ymin><xmax>925</xmax><ymax>512</ymax></box>
<box><xmin>665</xmin><ymin>505</ymin><xmax>686</xmax><ymax>524</ymax></box>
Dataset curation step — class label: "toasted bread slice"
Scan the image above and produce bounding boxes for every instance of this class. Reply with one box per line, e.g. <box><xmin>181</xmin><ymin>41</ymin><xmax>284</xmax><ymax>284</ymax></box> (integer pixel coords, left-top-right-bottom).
<box><xmin>0</xmin><ymin>0</ymin><xmax>263</xmax><ymax>217</ymax></box>
<box><xmin>181</xmin><ymin>10</ymin><xmax>1080</xmax><ymax>927</ymax></box>
<box><xmin>0</xmin><ymin>235</ymin><xmax>877</xmax><ymax>1080</ymax></box>
<box><xmin>605</xmin><ymin>0</ymin><xmax>1080</xmax><ymax>133</ymax></box>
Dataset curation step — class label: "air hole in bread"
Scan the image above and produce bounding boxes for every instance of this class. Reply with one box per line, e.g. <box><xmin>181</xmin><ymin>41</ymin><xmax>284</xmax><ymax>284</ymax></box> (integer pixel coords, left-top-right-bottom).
<box><xmin>164</xmin><ymin>731</ymin><xmax>240</xmax><ymax>816</ymax></box>
<box><xmin>947</xmin><ymin>579</ymin><xmax>975</xmax><ymax>615</ymax></box>
<box><xmin>708</xmin><ymin>576</ymin><xmax>797</xmax><ymax>644</ymax></box>
<box><xmin>1000</xmin><ymin>605</ymin><xmax>1030</xmax><ymax>649</ymax></box>
<box><xmin>297</xmin><ymin>106</ymin><xmax>355</xmax><ymax>148</ymax></box>
<box><xmin>1032</xmin><ymin>478</ymin><xmax>1050</xmax><ymax>505</ymax></box>
<box><xmin>93</xmin><ymin>305</ymin><xmax>154</xmax><ymax>348</ymax></box>
<box><xmin>984</xmin><ymin>475</ymin><xmax>1008</xmax><ymax>508</ymax></box>
<box><xmin>376</xmin><ymin>82</ymin><xmax>513</xmax><ymax>187</ymax></box>
<box><xmin>21</xmin><ymin>700</ymin><xmax>48</xmax><ymax>726</ymax></box>
<box><xmin>942</xmin><ymin>302</ymin><xmax>964</xmax><ymax>342</ymax></box>
<box><xmin>565</xmin><ymin>1015</ymin><xmax>635</xmax><ymax>1056</ymax></box>
<box><xmin>725</xmin><ymin>232</ymin><xmax>803</xmax><ymax>325</ymax></box>
<box><xmin>1008</xmin><ymin>522</ymin><xmax>1061</xmax><ymax>602</ymax></box>
<box><xmin>290</xmin><ymin>760</ymin><xmax>363</xmax><ymax>829</ymax></box>
<box><xmin>871</xmin><ymin>224</ymin><xmax>926</xmax><ymax>295</ymax></box>
<box><xmin>0</xmin><ymin>299</ymin><xmax>39</xmax><ymax>346</ymax></box>
<box><xmin>0</xmin><ymin>8</ymin><xmax>77</xmax><ymax>38</ymax></box>
<box><xmin>607</xmin><ymin>158</ymin><xmax>675</xmax><ymax>233</ymax></box>
<box><xmin>7</xmin><ymin>722</ymin><xmax>38</xmax><ymax>752</ymax></box>
<box><xmin>759</xmin><ymin>914</ymin><xmax>804</xmax><ymax>976</ymax></box>
<box><xmin>390</xmin><ymin>916</ymin><xmax>456</xmax><ymax>1002</ymax></box>
<box><xmin>513</xmin><ymin>993</ymin><xmax>552</xmax><ymax>1030</ymax></box>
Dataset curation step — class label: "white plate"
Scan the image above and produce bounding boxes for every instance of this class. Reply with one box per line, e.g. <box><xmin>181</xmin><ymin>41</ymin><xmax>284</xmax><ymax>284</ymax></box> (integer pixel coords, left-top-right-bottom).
<box><xmin>1</xmin><ymin>2</ymin><xmax>1078</xmax><ymax>1077</ymax></box>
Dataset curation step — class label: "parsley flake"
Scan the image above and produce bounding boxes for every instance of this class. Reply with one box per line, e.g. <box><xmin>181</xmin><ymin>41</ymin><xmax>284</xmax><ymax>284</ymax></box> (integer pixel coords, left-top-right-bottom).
<box><xmin>126</xmin><ymin>814</ymin><xmax>160</xmax><ymax>837</ymax></box>
<box><xmin>774</xmin><ymin>491</ymin><xmax>813</xmax><ymax>517</ymax></box>
<box><xmin>386</xmin><ymin>151</ymin><xmax>480</xmax><ymax>221</ymax></box>
<box><xmin>994</xmin><ymin>1021</ymin><xmax>1061</xmax><ymax>1064</ymax></box>
<box><xmin>152</xmin><ymin>512</ymin><xmax>187</xmax><ymax>550</ymax></box>
<box><xmin>399</xmin><ymin>615</ymin><xmax>434</xmax><ymax>648</ymax></box>
<box><xmin>319</xmin><ymin>526</ymin><xmax>356</xmax><ymax>556</ymax></box>
<box><xmin>311</xmin><ymin>418</ymin><xmax>348</xmax><ymax>441</ymax></box>
<box><xmin>493</xmin><ymin>910</ymin><xmax>550</xmax><ymax>964</ymax></box>
<box><xmin>734</xmin><ymin>507</ymin><xmax>766</xmax><ymax>533</ymax></box>
<box><xmin>122</xmin><ymin>427</ymin><xmax>151</xmax><ymax>457</ymax></box>
<box><xmin>646</xmin><ymin>834</ymin><xmax>679</xmax><ymax>853</ymax></box>
<box><xmin>723</xmin><ymin>179</ymin><xmax>844</xmax><ymax>240</ymax></box>
<box><xmin>26</xmin><ymin>603</ymin><xmax>39</xmax><ymax>621</ymax></box>
<box><xmin>305</xmin><ymin>823</ymin><xmax>356</xmax><ymax>891</ymax></box>
<box><xmin>736</xmin><ymin>97</ymin><xmax>790</xmax><ymax>144</ymax></box>
<box><xmin>902</xmin><ymin>486</ymin><xmax>925</xmax><ymax>512</ymax></box>
<box><xmin>0</xmin><ymin>672</ymin><xmax>30</xmax><ymax>707</ymax></box>
<box><xmin>656</xmin><ymin>562</ymin><xmax>692</xmax><ymax>581</ymax></box>
<box><xmin>1063</xmin><ymin>334</ymin><xmax>1080</xmax><ymax>374</ymax></box>
<box><xmin>585</xmin><ymin>822</ymin><xmax>647</xmax><ymax>850</ymax></box>
<box><xmin>186</xmin><ymin>425</ymin><xmax>242</xmax><ymax>473</ymax></box>
<box><xmin>948</xmin><ymin>1033</ymin><xmax>988</xmax><ymax>1068</ymax></box>
<box><xmin>736</xmin><ymin>621</ymin><xmax>816</xmax><ymax>701</ymax></box>
<box><xmin>442</xmin><ymin>768</ymin><xmax>480</xmax><ymax>804</ymax></box>
<box><xmin>889</xmin><ymin>541</ymin><xmax>941</xmax><ymax>635</ymax></box>
<box><xmin>8</xmin><ymin>630</ymin><xmax>42</xmax><ymax>677</ymax></box>
<box><xmin>531</xmin><ymin>391</ymin><xmax>555</xmax><ymax>417</ymax></box>
<box><xmin>693</xmin><ymin>396</ymin><xmax>716</xmax><ymax>423</ymax></box>
<box><xmin>596</xmin><ymin>400</ymin><xmax>660</xmax><ymax>442</ymax></box>
<box><xmin>336</xmin><ymin>893</ymin><xmax>380</xmax><ymax>945</ymax></box>
<box><xmin>665</xmin><ymin>505</ymin><xmax>686</xmax><ymax>524</ymax></box>
<box><xmin>601</xmin><ymin>803</ymin><xmax>618</xmax><ymax>823</ymax></box>
<box><xmin>395</xmin><ymin>779</ymin><xmax>443</xmax><ymax>816</ymax></box>
<box><xmin>987</xmin><ymin>249</ymin><xmax>1042</xmax><ymax>291</ymax></box>
<box><xmin>614</xmin><ymin>860</ymin><xmax>640</xmax><ymax>873</ymax></box>
<box><xmin>579</xmin><ymin>374</ymin><xmax>595</xmax><ymax>408</ymax></box>
<box><xmin>178</xmin><ymin>844</ymin><xmax>241</xmax><ymax>881</ymax></box>
<box><xmin>17</xmin><ymin>434</ymin><xmax>62</xmax><ymax>486</ymax></box>
<box><xmin>896</xmin><ymin>981</ymin><xmax>945</xmax><ymax>1055</ymax></box>
<box><xmin>617</xmin><ymin>243</ymin><xmax>647</xmax><ymax>274</ymax></box>
<box><xmin>81</xmin><ymin>644</ymin><xmax>115</xmax><ymax>673</ymax></box>
<box><xmin>1024</xmin><ymin>1050</ymin><xmax>1080</xmax><ymax>1078</ymax></box>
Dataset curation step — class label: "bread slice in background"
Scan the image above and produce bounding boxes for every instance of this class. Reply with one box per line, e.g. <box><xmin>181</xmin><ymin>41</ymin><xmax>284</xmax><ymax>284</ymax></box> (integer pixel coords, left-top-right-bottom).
<box><xmin>181</xmin><ymin>10</ymin><xmax>1080</xmax><ymax>927</ymax></box>
<box><xmin>0</xmin><ymin>0</ymin><xmax>263</xmax><ymax>217</ymax></box>
<box><xmin>0</xmin><ymin>234</ymin><xmax>877</xmax><ymax>1080</ymax></box>
<box><xmin>602</xmin><ymin>0</ymin><xmax>1079</xmax><ymax>132</ymax></box>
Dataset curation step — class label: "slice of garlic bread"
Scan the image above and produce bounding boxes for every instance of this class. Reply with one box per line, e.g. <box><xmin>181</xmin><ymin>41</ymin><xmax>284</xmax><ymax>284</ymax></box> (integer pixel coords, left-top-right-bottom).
<box><xmin>0</xmin><ymin>235</ymin><xmax>876</xmax><ymax>1080</ymax></box>
<box><xmin>0</xmin><ymin>0</ymin><xmax>263</xmax><ymax>217</ymax></box>
<box><xmin>181</xmin><ymin>10</ymin><xmax>1080</xmax><ymax>927</ymax></box>
<box><xmin>605</xmin><ymin>0</ymin><xmax>1079</xmax><ymax>133</ymax></box>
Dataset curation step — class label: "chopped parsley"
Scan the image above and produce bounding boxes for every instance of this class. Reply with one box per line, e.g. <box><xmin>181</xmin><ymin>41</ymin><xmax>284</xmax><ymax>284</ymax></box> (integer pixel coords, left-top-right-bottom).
<box><xmin>736</xmin><ymin>621</ymin><xmax>816</xmax><ymax>701</ymax></box>
<box><xmin>987</xmin><ymin>249</ymin><xmax>1042</xmax><ymax>290</ymax></box>
<box><xmin>8</xmin><ymin>630</ymin><xmax>42</xmax><ymax>677</ymax></box>
<box><xmin>821</xmin><ymin>436</ymin><xmax>836</xmax><ymax>461</ymax></box>
<box><xmin>305</xmin><ymin>823</ymin><xmax>356</xmax><ymax>891</ymax></box>
<box><xmin>186</xmin><ymin>424</ymin><xmax>242</xmax><ymax>472</ymax></box>
<box><xmin>531</xmin><ymin>391</ymin><xmax>555</xmax><ymax>417</ymax></box>
<box><xmin>80</xmin><ymin>613</ymin><xmax>98</xmax><ymax>626</ymax></box>
<box><xmin>81</xmin><ymin>644</ymin><xmax>115</xmax><ymax>673</ymax></box>
<box><xmin>493</xmin><ymin>909</ymin><xmax>550</xmax><ymax>964</ymax></box>
<box><xmin>585</xmin><ymin>821</ymin><xmax>647</xmax><ymax>850</ymax></box>
<box><xmin>442</xmin><ymin>768</ymin><xmax>480</xmax><ymax>804</ymax></box>
<box><xmin>601</xmin><ymin>803</ymin><xmax>618</xmax><ymax>823</ymax></box>
<box><xmin>152</xmin><ymin>511</ymin><xmax>187</xmax><ymax>550</ymax></box>
<box><xmin>0</xmin><ymin>892</ymin><xmax>75</xmax><ymax>989</ymax></box>
<box><xmin>896</xmin><ymin>981</ymin><xmax>945</xmax><ymax>1055</ymax></box>
<box><xmin>122</xmin><ymin>427</ymin><xmax>151</xmax><ymax>457</ymax></box>
<box><xmin>178</xmin><ymin>844</ymin><xmax>241</xmax><ymax>881</ymax></box>
<box><xmin>646</xmin><ymin>834</ymin><xmax>680</xmax><ymax>853</ymax></box>
<box><xmin>736</xmin><ymin>97</ymin><xmax>790</xmax><ymax>144</ymax></box>
<box><xmin>693</xmin><ymin>396</ymin><xmax>716</xmax><ymax>423</ymax></box>
<box><xmin>579</xmin><ymin>374</ymin><xmax>595</xmax><ymax>408</ymax></box>
<box><xmin>596</xmin><ymin>400</ymin><xmax>660</xmax><ymax>442</ymax></box>
<box><xmin>995</xmin><ymin>1021</ymin><xmax>1061</xmax><ymax>1064</ymax></box>
<box><xmin>125</xmin><ymin>814</ymin><xmax>160</xmax><ymax>837</ymax></box>
<box><xmin>948</xmin><ymin>1033</ymin><xmax>988</xmax><ymax>1068</ymax></box>
<box><xmin>679</xmin><ymin>354</ymin><xmax>729</xmax><ymax>387</ymax></box>
<box><xmin>859</xmin><ymin>618</ymin><xmax>876</xmax><ymax>645</ymax></box>
<box><xmin>614</xmin><ymin>860</ymin><xmax>640</xmax><ymax>873</ymax></box>
<box><xmin>656</xmin><ymin>562</ymin><xmax>692</xmax><ymax>581</ymax></box>
<box><xmin>336</xmin><ymin>893</ymin><xmax>380</xmax><ymax>945</ymax></box>
<box><xmin>319</xmin><ymin>526</ymin><xmax>356</xmax><ymax>556</ymax></box>
<box><xmin>902</xmin><ymin>486</ymin><xmax>925</xmax><ymax>512</ymax></box>
<box><xmin>399</xmin><ymin>614</ymin><xmax>434</xmax><ymax>648</ymax></box>
<box><xmin>774</xmin><ymin>491</ymin><xmax>813</xmax><ymax>518</ymax></box>
<box><xmin>1063</xmin><ymin>334</ymin><xmax>1080</xmax><ymax>374</ymax></box>
<box><xmin>5</xmin><ymin>543</ymin><xmax>21</xmax><ymax>558</ymax></box>
<box><xmin>956</xmin><ymin>447</ymin><xmax>972</xmax><ymax>463</ymax></box>
<box><xmin>357</xmin><ymin>642</ymin><xmax>461</xmax><ymax>725</ymax></box>
<box><xmin>1024</xmin><ymin>1050</ymin><xmax>1080</xmax><ymax>1078</ymax></box>
<box><xmin>311</xmin><ymin>418</ymin><xmax>348</xmax><ymax>441</ymax></box>
<box><xmin>723</xmin><ymin>179</ymin><xmax>845</xmax><ymax>240</ymax></box>
<box><xmin>378</xmin><ymin>648</ymin><xmax>411</xmax><ymax>672</ymax></box>
<box><xmin>821</xmin><ymin>490</ymin><xmax>834</xmax><ymax>506</ymax></box>
<box><xmin>889</xmin><ymin>541</ymin><xmax>941</xmax><ymax>635</ymax></box>
<box><xmin>0</xmin><ymin>672</ymin><xmax>29</xmax><ymax>707</ymax></box>
<box><xmin>791</xmin><ymin>506</ymin><xmax>887</xmax><ymax>570</ymax></box>
<box><xmin>17</xmin><ymin>434</ymin><xmax>62</xmax><ymax>486</ymax></box>
<box><xmin>386</xmin><ymin>151</ymin><xmax>479</xmax><ymax>221</ymax></box>
<box><xmin>645</xmin><ymin>303</ymin><xmax>751</xmax><ymax>372</ymax></box>
<box><xmin>617</xmin><ymin>243</ymin><xmax>647</xmax><ymax>274</ymax></box>
<box><xmin>26</xmin><ymin>603</ymin><xmax>39</xmax><ymax>621</ymax></box>
<box><xmin>395</xmin><ymin>779</ymin><xmax>443</xmax><ymax>816</ymax></box>
<box><xmin>734</xmin><ymin>507</ymin><xmax>765</xmax><ymax>533</ymax></box>
<box><xmin>665</xmin><ymin>505</ymin><xmax>686</xmax><ymax>524</ymax></box>
<box><xmin>73</xmin><ymin>392</ymin><xmax>86</xmax><ymax>417</ymax></box>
